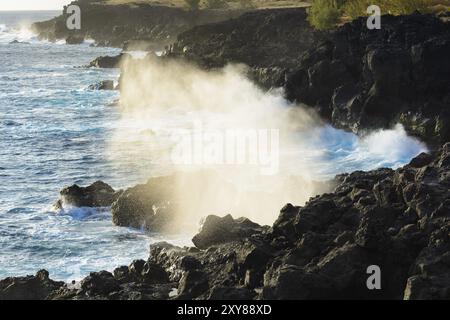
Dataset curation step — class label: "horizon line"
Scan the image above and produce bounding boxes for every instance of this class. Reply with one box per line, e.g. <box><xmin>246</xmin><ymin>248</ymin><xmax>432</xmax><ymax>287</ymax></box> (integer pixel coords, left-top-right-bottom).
<box><xmin>0</xmin><ymin>9</ymin><xmax>63</xmax><ymax>12</ymax></box>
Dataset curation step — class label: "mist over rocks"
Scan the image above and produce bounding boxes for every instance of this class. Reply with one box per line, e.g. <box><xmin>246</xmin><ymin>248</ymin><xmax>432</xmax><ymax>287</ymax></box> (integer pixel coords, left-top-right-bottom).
<box><xmin>285</xmin><ymin>13</ymin><xmax>450</xmax><ymax>145</ymax></box>
<box><xmin>165</xmin><ymin>7</ymin><xmax>325</xmax><ymax>88</ymax></box>
<box><xmin>88</xmin><ymin>80</ymin><xmax>116</xmax><ymax>90</ymax></box>
<box><xmin>87</xmin><ymin>53</ymin><xmax>132</xmax><ymax>68</ymax></box>
<box><xmin>14</xmin><ymin>3</ymin><xmax>450</xmax><ymax>301</ymax></box>
<box><xmin>167</xmin><ymin>10</ymin><xmax>450</xmax><ymax>145</ymax></box>
<box><xmin>4</xmin><ymin>143</ymin><xmax>448</xmax><ymax>300</ymax></box>
<box><xmin>192</xmin><ymin>214</ymin><xmax>269</xmax><ymax>249</ymax></box>
<box><xmin>0</xmin><ymin>270</ymin><xmax>64</xmax><ymax>300</ymax></box>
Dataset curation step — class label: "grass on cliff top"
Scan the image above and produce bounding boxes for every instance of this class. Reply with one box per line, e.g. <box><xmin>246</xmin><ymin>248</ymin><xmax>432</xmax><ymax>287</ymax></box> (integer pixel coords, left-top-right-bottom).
<box><xmin>307</xmin><ymin>0</ymin><xmax>450</xmax><ymax>30</ymax></box>
<box><xmin>94</xmin><ymin>0</ymin><xmax>311</xmax><ymax>10</ymax></box>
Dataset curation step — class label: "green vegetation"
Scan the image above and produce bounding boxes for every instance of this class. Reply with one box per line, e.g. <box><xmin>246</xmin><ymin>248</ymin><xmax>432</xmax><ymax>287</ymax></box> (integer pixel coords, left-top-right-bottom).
<box><xmin>238</xmin><ymin>0</ymin><xmax>256</xmax><ymax>9</ymax></box>
<box><xmin>204</xmin><ymin>0</ymin><xmax>229</xmax><ymax>9</ymax></box>
<box><xmin>307</xmin><ymin>0</ymin><xmax>450</xmax><ymax>29</ymax></box>
<box><xmin>307</xmin><ymin>0</ymin><xmax>342</xmax><ymax>30</ymax></box>
<box><xmin>184</xmin><ymin>0</ymin><xmax>200</xmax><ymax>10</ymax></box>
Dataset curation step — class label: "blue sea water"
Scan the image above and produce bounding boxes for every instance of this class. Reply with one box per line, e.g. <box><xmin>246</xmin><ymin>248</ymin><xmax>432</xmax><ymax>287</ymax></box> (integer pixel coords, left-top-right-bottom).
<box><xmin>0</xmin><ymin>11</ymin><xmax>189</xmax><ymax>281</ymax></box>
<box><xmin>0</xmin><ymin>11</ymin><xmax>429</xmax><ymax>282</ymax></box>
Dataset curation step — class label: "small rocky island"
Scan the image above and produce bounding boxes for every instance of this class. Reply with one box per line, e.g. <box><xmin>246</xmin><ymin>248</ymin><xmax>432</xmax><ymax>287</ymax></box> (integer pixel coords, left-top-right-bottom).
<box><xmin>2</xmin><ymin>0</ymin><xmax>448</xmax><ymax>300</ymax></box>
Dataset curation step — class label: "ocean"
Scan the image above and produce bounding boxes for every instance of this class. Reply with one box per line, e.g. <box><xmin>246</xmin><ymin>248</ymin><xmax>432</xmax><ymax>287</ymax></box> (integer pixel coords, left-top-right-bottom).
<box><xmin>0</xmin><ymin>11</ymin><xmax>428</xmax><ymax>282</ymax></box>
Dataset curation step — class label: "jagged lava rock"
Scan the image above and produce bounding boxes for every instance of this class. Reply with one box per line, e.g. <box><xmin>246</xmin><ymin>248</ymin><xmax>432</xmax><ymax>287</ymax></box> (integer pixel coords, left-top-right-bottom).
<box><xmin>192</xmin><ymin>214</ymin><xmax>269</xmax><ymax>249</ymax></box>
<box><xmin>284</xmin><ymin>13</ymin><xmax>450</xmax><ymax>144</ymax></box>
<box><xmin>0</xmin><ymin>270</ymin><xmax>64</xmax><ymax>300</ymax></box>
<box><xmin>55</xmin><ymin>180</ymin><xmax>121</xmax><ymax>209</ymax></box>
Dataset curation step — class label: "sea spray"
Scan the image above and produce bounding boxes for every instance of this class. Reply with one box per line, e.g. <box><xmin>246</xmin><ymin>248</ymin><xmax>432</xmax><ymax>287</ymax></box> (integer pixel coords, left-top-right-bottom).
<box><xmin>109</xmin><ymin>56</ymin><xmax>427</xmax><ymax>228</ymax></box>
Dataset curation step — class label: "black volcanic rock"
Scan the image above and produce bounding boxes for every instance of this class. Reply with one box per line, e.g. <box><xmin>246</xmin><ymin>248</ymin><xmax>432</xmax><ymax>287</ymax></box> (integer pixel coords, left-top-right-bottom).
<box><xmin>110</xmin><ymin>175</ymin><xmax>176</xmax><ymax>232</ymax></box>
<box><xmin>284</xmin><ymin>13</ymin><xmax>450</xmax><ymax>144</ymax></box>
<box><xmin>88</xmin><ymin>54</ymin><xmax>131</xmax><ymax>68</ymax></box>
<box><xmin>147</xmin><ymin>143</ymin><xmax>450</xmax><ymax>300</ymax></box>
<box><xmin>110</xmin><ymin>172</ymin><xmax>238</xmax><ymax>233</ymax></box>
<box><xmin>32</xmin><ymin>1</ymin><xmax>245</xmax><ymax>49</ymax></box>
<box><xmin>166</xmin><ymin>8</ymin><xmax>324</xmax><ymax>88</ymax></box>
<box><xmin>4</xmin><ymin>144</ymin><xmax>450</xmax><ymax>300</ymax></box>
<box><xmin>167</xmin><ymin>11</ymin><xmax>449</xmax><ymax>143</ymax></box>
<box><xmin>0</xmin><ymin>270</ymin><xmax>64</xmax><ymax>300</ymax></box>
<box><xmin>192</xmin><ymin>214</ymin><xmax>269</xmax><ymax>249</ymax></box>
<box><xmin>65</xmin><ymin>34</ymin><xmax>85</xmax><ymax>44</ymax></box>
<box><xmin>55</xmin><ymin>180</ymin><xmax>121</xmax><ymax>209</ymax></box>
<box><xmin>88</xmin><ymin>80</ymin><xmax>116</xmax><ymax>90</ymax></box>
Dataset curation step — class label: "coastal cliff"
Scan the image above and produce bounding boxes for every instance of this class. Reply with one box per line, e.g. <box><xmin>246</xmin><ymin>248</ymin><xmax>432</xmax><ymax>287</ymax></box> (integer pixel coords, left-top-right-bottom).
<box><xmin>167</xmin><ymin>10</ymin><xmax>450</xmax><ymax>145</ymax></box>
<box><xmin>31</xmin><ymin>0</ymin><xmax>245</xmax><ymax>49</ymax></box>
<box><xmin>4</xmin><ymin>3</ymin><xmax>449</xmax><ymax>301</ymax></box>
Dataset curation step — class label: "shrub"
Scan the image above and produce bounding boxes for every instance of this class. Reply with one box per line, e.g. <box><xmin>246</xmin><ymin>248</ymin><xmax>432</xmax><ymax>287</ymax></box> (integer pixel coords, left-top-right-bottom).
<box><xmin>307</xmin><ymin>0</ymin><xmax>342</xmax><ymax>30</ymax></box>
<box><xmin>341</xmin><ymin>0</ymin><xmax>373</xmax><ymax>19</ymax></box>
<box><xmin>204</xmin><ymin>0</ymin><xmax>229</xmax><ymax>9</ymax></box>
<box><xmin>185</xmin><ymin>0</ymin><xmax>201</xmax><ymax>11</ymax></box>
<box><xmin>341</xmin><ymin>0</ymin><xmax>434</xmax><ymax>19</ymax></box>
<box><xmin>381</xmin><ymin>0</ymin><xmax>432</xmax><ymax>15</ymax></box>
<box><xmin>239</xmin><ymin>0</ymin><xmax>256</xmax><ymax>9</ymax></box>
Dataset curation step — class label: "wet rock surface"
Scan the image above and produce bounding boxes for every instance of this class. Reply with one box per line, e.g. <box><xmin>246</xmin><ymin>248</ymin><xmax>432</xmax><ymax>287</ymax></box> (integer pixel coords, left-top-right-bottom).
<box><xmin>192</xmin><ymin>214</ymin><xmax>269</xmax><ymax>249</ymax></box>
<box><xmin>32</xmin><ymin>0</ymin><xmax>245</xmax><ymax>49</ymax></box>
<box><xmin>284</xmin><ymin>13</ymin><xmax>450</xmax><ymax>144</ymax></box>
<box><xmin>88</xmin><ymin>80</ymin><xmax>116</xmax><ymax>90</ymax></box>
<box><xmin>87</xmin><ymin>53</ymin><xmax>131</xmax><ymax>68</ymax></box>
<box><xmin>55</xmin><ymin>180</ymin><xmax>121</xmax><ymax>210</ymax></box>
<box><xmin>166</xmin><ymin>8</ymin><xmax>324</xmax><ymax>88</ymax></box>
<box><xmin>7</xmin><ymin>143</ymin><xmax>447</xmax><ymax>300</ymax></box>
<box><xmin>0</xmin><ymin>270</ymin><xmax>64</xmax><ymax>300</ymax></box>
<box><xmin>168</xmin><ymin>11</ymin><xmax>449</xmax><ymax>144</ymax></box>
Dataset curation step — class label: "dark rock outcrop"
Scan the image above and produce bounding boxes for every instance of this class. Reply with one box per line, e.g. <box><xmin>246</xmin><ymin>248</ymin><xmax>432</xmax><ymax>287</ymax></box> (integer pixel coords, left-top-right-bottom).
<box><xmin>88</xmin><ymin>53</ymin><xmax>131</xmax><ymax>68</ymax></box>
<box><xmin>192</xmin><ymin>214</ymin><xmax>269</xmax><ymax>249</ymax></box>
<box><xmin>110</xmin><ymin>175</ymin><xmax>176</xmax><ymax>232</ymax></box>
<box><xmin>4</xmin><ymin>143</ymin><xmax>450</xmax><ymax>300</ymax></box>
<box><xmin>167</xmin><ymin>11</ymin><xmax>449</xmax><ymax>144</ymax></box>
<box><xmin>65</xmin><ymin>34</ymin><xmax>85</xmax><ymax>44</ymax></box>
<box><xmin>49</xmin><ymin>258</ymin><xmax>175</xmax><ymax>300</ymax></box>
<box><xmin>166</xmin><ymin>8</ymin><xmax>324</xmax><ymax>88</ymax></box>
<box><xmin>284</xmin><ymin>13</ymin><xmax>450</xmax><ymax>144</ymax></box>
<box><xmin>55</xmin><ymin>180</ymin><xmax>121</xmax><ymax>209</ymax></box>
<box><xmin>0</xmin><ymin>270</ymin><xmax>64</xmax><ymax>300</ymax></box>
<box><xmin>110</xmin><ymin>172</ymin><xmax>239</xmax><ymax>232</ymax></box>
<box><xmin>88</xmin><ymin>80</ymin><xmax>116</xmax><ymax>90</ymax></box>
<box><xmin>32</xmin><ymin>1</ymin><xmax>245</xmax><ymax>49</ymax></box>
<box><xmin>150</xmin><ymin>143</ymin><xmax>450</xmax><ymax>300</ymax></box>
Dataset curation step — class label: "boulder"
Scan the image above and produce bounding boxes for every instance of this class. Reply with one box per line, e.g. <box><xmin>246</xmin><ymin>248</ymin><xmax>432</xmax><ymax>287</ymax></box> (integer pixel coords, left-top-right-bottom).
<box><xmin>88</xmin><ymin>53</ymin><xmax>131</xmax><ymax>68</ymax></box>
<box><xmin>65</xmin><ymin>34</ymin><xmax>85</xmax><ymax>44</ymax></box>
<box><xmin>80</xmin><ymin>271</ymin><xmax>120</xmax><ymax>297</ymax></box>
<box><xmin>192</xmin><ymin>214</ymin><xmax>268</xmax><ymax>249</ymax></box>
<box><xmin>0</xmin><ymin>270</ymin><xmax>64</xmax><ymax>300</ymax></box>
<box><xmin>55</xmin><ymin>180</ymin><xmax>121</xmax><ymax>209</ymax></box>
<box><xmin>88</xmin><ymin>80</ymin><xmax>116</xmax><ymax>90</ymax></box>
<box><xmin>110</xmin><ymin>176</ymin><xmax>175</xmax><ymax>231</ymax></box>
<box><xmin>177</xmin><ymin>270</ymin><xmax>209</xmax><ymax>299</ymax></box>
<box><xmin>285</xmin><ymin>14</ymin><xmax>450</xmax><ymax>144</ymax></box>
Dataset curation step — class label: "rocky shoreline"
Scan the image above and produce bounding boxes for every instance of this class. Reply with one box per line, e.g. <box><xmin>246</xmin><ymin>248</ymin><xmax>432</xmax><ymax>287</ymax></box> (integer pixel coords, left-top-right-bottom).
<box><xmin>82</xmin><ymin>8</ymin><xmax>450</xmax><ymax>144</ymax></box>
<box><xmin>31</xmin><ymin>0</ymin><xmax>246</xmax><ymax>49</ymax></box>
<box><xmin>1</xmin><ymin>145</ymin><xmax>449</xmax><ymax>300</ymax></box>
<box><xmin>3</xmin><ymin>3</ymin><xmax>449</xmax><ymax>300</ymax></box>
<box><xmin>166</xmin><ymin>10</ymin><xmax>450</xmax><ymax>145</ymax></box>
